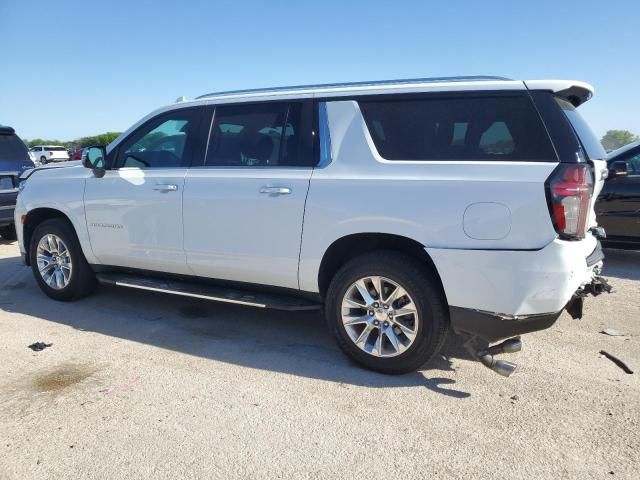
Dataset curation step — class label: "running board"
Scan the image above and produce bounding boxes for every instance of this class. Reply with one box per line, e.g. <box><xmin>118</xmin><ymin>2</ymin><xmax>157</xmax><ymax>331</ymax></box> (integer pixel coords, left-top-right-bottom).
<box><xmin>96</xmin><ymin>273</ymin><xmax>321</xmax><ymax>311</ymax></box>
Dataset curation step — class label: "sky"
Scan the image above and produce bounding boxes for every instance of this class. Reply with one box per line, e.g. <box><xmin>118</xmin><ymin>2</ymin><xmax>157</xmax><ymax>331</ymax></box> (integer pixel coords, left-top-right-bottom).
<box><xmin>1</xmin><ymin>0</ymin><xmax>638</xmax><ymax>141</ymax></box>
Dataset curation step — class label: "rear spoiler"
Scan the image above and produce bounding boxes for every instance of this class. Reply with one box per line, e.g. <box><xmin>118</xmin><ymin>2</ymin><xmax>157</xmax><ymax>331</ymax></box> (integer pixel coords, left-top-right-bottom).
<box><xmin>524</xmin><ymin>80</ymin><xmax>594</xmax><ymax>107</ymax></box>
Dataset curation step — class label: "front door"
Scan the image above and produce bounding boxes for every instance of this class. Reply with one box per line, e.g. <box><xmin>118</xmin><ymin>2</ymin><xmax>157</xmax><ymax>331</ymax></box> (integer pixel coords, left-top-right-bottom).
<box><xmin>84</xmin><ymin>108</ymin><xmax>202</xmax><ymax>274</ymax></box>
<box><xmin>183</xmin><ymin>101</ymin><xmax>316</xmax><ymax>289</ymax></box>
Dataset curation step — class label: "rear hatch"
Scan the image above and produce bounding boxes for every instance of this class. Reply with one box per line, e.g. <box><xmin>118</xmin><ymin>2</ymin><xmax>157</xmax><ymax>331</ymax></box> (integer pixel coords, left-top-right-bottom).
<box><xmin>553</xmin><ymin>97</ymin><xmax>607</xmax><ymax>229</ymax></box>
<box><xmin>0</xmin><ymin>126</ymin><xmax>33</xmax><ymax>191</ymax></box>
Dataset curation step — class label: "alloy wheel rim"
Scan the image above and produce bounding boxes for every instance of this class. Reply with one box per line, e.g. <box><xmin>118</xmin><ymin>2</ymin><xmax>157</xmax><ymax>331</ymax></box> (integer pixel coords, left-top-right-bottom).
<box><xmin>341</xmin><ymin>276</ymin><xmax>419</xmax><ymax>358</ymax></box>
<box><xmin>36</xmin><ymin>234</ymin><xmax>73</xmax><ymax>290</ymax></box>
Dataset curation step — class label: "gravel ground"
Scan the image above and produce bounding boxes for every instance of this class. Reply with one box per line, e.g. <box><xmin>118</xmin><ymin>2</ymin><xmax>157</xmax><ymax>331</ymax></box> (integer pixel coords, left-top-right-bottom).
<box><xmin>0</xmin><ymin>239</ymin><xmax>638</xmax><ymax>479</ymax></box>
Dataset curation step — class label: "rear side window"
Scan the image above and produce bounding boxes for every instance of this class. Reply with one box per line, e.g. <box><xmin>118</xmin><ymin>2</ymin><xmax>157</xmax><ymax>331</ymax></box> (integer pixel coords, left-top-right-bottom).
<box><xmin>205</xmin><ymin>102</ymin><xmax>315</xmax><ymax>167</ymax></box>
<box><xmin>555</xmin><ymin>98</ymin><xmax>606</xmax><ymax>160</ymax></box>
<box><xmin>359</xmin><ymin>94</ymin><xmax>556</xmax><ymax>161</ymax></box>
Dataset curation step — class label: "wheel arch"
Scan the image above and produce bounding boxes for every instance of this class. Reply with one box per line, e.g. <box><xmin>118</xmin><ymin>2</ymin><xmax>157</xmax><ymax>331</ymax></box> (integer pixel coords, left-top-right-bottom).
<box><xmin>23</xmin><ymin>208</ymin><xmax>76</xmax><ymax>266</ymax></box>
<box><xmin>317</xmin><ymin>233</ymin><xmax>447</xmax><ymax>303</ymax></box>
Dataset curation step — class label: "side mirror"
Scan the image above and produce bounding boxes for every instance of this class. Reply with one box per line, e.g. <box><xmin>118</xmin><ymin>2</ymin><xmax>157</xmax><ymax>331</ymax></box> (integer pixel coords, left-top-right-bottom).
<box><xmin>84</xmin><ymin>146</ymin><xmax>107</xmax><ymax>178</ymax></box>
<box><xmin>608</xmin><ymin>160</ymin><xmax>628</xmax><ymax>178</ymax></box>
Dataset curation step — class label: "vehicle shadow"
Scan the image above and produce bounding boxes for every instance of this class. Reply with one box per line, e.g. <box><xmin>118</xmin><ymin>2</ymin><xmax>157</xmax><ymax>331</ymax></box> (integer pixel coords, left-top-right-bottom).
<box><xmin>603</xmin><ymin>248</ymin><xmax>640</xmax><ymax>281</ymax></box>
<box><xmin>0</xmin><ymin>255</ymin><xmax>471</xmax><ymax>398</ymax></box>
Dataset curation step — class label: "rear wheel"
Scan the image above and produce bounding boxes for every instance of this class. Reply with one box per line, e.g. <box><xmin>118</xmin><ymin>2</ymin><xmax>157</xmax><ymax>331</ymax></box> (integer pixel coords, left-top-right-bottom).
<box><xmin>0</xmin><ymin>224</ymin><xmax>17</xmax><ymax>241</ymax></box>
<box><xmin>325</xmin><ymin>251</ymin><xmax>448</xmax><ymax>374</ymax></box>
<box><xmin>29</xmin><ymin>219</ymin><xmax>97</xmax><ymax>301</ymax></box>
<box><xmin>39</xmin><ymin>156</ymin><xmax>47</xmax><ymax>164</ymax></box>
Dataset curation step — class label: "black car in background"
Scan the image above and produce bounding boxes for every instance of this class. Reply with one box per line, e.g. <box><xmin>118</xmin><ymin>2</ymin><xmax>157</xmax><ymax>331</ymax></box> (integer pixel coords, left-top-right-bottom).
<box><xmin>0</xmin><ymin>125</ymin><xmax>33</xmax><ymax>240</ymax></box>
<box><xmin>595</xmin><ymin>140</ymin><xmax>640</xmax><ymax>248</ymax></box>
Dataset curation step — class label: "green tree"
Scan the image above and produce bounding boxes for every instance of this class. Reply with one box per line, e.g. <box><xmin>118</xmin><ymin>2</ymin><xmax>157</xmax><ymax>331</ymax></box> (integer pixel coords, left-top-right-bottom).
<box><xmin>601</xmin><ymin>130</ymin><xmax>639</xmax><ymax>151</ymax></box>
<box><xmin>22</xmin><ymin>132</ymin><xmax>122</xmax><ymax>149</ymax></box>
<box><xmin>77</xmin><ymin>131</ymin><xmax>122</xmax><ymax>147</ymax></box>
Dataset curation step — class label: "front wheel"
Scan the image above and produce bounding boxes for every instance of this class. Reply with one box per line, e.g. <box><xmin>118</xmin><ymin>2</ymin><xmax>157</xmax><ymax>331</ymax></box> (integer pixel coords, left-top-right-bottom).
<box><xmin>39</xmin><ymin>156</ymin><xmax>47</xmax><ymax>164</ymax></box>
<box><xmin>325</xmin><ymin>251</ymin><xmax>448</xmax><ymax>374</ymax></box>
<box><xmin>29</xmin><ymin>219</ymin><xmax>97</xmax><ymax>301</ymax></box>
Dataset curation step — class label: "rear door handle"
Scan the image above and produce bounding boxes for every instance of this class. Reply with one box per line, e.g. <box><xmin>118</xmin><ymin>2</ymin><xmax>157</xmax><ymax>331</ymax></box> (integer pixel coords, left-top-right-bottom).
<box><xmin>153</xmin><ymin>183</ymin><xmax>178</xmax><ymax>192</ymax></box>
<box><xmin>259</xmin><ymin>186</ymin><xmax>291</xmax><ymax>196</ymax></box>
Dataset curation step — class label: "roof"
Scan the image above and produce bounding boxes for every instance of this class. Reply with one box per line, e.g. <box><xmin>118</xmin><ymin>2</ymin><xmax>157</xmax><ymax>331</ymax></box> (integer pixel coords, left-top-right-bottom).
<box><xmin>193</xmin><ymin>77</ymin><xmax>594</xmax><ymax>105</ymax></box>
<box><xmin>196</xmin><ymin>76</ymin><xmax>512</xmax><ymax>100</ymax></box>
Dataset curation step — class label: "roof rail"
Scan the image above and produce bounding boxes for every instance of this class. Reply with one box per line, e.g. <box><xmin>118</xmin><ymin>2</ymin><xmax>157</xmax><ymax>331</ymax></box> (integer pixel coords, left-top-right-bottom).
<box><xmin>196</xmin><ymin>76</ymin><xmax>513</xmax><ymax>100</ymax></box>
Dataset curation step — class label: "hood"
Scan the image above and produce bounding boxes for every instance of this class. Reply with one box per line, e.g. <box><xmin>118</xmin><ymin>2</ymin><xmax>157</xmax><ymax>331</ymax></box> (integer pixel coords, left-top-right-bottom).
<box><xmin>19</xmin><ymin>160</ymin><xmax>84</xmax><ymax>181</ymax></box>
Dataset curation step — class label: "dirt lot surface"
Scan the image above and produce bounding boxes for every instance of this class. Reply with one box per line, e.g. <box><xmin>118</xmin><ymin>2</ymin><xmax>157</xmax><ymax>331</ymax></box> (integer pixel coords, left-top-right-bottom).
<box><xmin>0</xmin><ymin>239</ymin><xmax>638</xmax><ymax>479</ymax></box>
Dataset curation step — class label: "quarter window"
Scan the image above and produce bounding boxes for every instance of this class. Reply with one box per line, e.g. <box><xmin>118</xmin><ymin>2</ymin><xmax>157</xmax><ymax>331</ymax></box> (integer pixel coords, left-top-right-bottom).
<box><xmin>116</xmin><ymin>110</ymin><xmax>198</xmax><ymax>169</ymax></box>
<box><xmin>205</xmin><ymin>102</ymin><xmax>314</xmax><ymax>167</ymax></box>
<box><xmin>359</xmin><ymin>94</ymin><xmax>556</xmax><ymax>161</ymax></box>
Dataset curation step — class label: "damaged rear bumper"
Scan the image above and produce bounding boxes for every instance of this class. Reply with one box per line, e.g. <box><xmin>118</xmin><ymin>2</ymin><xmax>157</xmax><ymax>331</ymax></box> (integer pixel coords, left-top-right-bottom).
<box><xmin>450</xmin><ymin>273</ymin><xmax>611</xmax><ymax>342</ymax></box>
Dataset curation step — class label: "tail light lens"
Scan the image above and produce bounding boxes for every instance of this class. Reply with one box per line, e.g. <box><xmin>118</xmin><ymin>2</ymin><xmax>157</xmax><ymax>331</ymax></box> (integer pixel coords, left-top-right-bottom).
<box><xmin>545</xmin><ymin>163</ymin><xmax>593</xmax><ymax>239</ymax></box>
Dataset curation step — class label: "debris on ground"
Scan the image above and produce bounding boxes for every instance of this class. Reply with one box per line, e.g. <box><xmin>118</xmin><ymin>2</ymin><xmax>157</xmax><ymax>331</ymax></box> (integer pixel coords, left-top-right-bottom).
<box><xmin>601</xmin><ymin>328</ymin><xmax>626</xmax><ymax>337</ymax></box>
<box><xmin>600</xmin><ymin>350</ymin><xmax>634</xmax><ymax>374</ymax></box>
<box><xmin>28</xmin><ymin>342</ymin><xmax>52</xmax><ymax>352</ymax></box>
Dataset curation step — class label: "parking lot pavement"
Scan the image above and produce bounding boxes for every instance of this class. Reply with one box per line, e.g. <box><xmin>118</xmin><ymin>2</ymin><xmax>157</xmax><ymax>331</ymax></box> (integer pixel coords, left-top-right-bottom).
<box><xmin>0</xmin><ymin>239</ymin><xmax>638</xmax><ymax>480</ymax></box>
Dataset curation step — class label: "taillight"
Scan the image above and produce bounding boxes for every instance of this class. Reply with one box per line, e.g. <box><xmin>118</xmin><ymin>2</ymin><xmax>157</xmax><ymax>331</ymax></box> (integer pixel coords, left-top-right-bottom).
<box><xmin>545</xmin><ymin>163</ymin><xmax>593</xmax><ymax>239</ymax></box>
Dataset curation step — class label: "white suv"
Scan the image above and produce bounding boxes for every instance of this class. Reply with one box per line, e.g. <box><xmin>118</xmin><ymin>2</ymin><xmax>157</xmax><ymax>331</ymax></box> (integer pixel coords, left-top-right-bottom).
<box><xmin>15</xmin><ymin>77</ymin><xmax>610</xmax><ymax>376</ymax></box>
<box><xmin>29</xmin><ymin>145</ymin><xmax>69</xmax><ymax>164</ymax></box>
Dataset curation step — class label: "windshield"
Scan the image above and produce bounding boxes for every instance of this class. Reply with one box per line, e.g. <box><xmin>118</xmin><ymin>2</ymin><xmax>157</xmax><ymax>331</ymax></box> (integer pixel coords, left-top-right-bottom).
<box><xmin>555</xmin><ymin>98</ymin><xmax>606</xmax><ymax>160</ymax></box>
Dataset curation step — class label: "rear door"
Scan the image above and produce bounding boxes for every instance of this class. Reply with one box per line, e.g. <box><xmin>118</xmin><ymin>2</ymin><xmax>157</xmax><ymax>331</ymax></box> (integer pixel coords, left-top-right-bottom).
<box><xmin>84</xmin><ymin>107</ymin><xmax>203</xmax><ymax>274</ymax></box>
<box><xmin>183</xmin><ymin>101</ymin><xmax>315</xmax><ymax>289</ymax></box>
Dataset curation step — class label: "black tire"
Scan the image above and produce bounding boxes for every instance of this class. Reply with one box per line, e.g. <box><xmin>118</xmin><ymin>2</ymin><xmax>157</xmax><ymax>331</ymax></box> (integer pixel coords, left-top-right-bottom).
<box><xmin>325</xmin><ymin>250</ymin><xmax>448</xmax><ymax>374</ymax></box>
<box><xmin>0</xmin><ymin>224</ymin><xmax>17</xmax><ymax>241</ymax></box>
<box><xmin>40</xmin><ymin>156</ymin><xmax>47</xmax><ymax>164</ymax></box>
<box><xmin>29</xmin><ymin>218</ymin><xmax>97</xmax><ymax>301</ymax></box>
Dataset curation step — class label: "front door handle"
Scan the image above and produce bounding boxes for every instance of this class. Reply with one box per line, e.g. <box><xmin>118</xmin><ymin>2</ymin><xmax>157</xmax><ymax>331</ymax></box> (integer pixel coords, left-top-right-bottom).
<box><xmin>259</xmin><ymin>186</ymin><xmax>291</xmax><ymax>196</ymax></box>
<box><xmin>153</xmin><ymin>183</ymin><xmax>178</xmax><ymax>192</ymax></box>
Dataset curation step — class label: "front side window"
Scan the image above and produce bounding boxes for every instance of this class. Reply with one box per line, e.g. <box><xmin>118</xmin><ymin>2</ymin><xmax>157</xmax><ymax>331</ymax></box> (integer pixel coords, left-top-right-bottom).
<box><xmin>205</xmin><ymin>102</ymin><xmax>314</xmax><ymax>167</ymax></box>
<box><xmin>359</xmin><ymin>94</ymin><xmax>556</xmax><ymax>161</ymax></box>
<box><xmin>622</xmin><ymin>151</ymin><xmax>640</xmax><ymax>177</ymax></box>
<box><xmin>116</xmin><ymin>110</ymin><xmax>198</xmax><ymax>169</ymax></box>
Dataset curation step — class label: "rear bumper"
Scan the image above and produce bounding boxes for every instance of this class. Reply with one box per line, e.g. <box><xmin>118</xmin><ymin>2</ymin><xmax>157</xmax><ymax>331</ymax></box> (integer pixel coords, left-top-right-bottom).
<box><xmin>428</xmin><ymin>237</ymin><xmax>605</xmax><ymax>341</ymax></box>
<box><xmin>427</xmin><ymin>237</ymin><xmax>601</xmax><ymax>316</ymax></box>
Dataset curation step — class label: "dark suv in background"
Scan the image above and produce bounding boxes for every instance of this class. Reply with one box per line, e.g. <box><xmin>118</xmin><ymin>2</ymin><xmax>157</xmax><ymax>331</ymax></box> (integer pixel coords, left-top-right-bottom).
<box><xmin>0</xmin><ymin>125</ymin><xmax>33</xmax><ymax>240</ymax></box>
<box><xmin>596</xmin><ymin>141</ymin><xmax>640</xmax><ymax>248</ymax></box>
